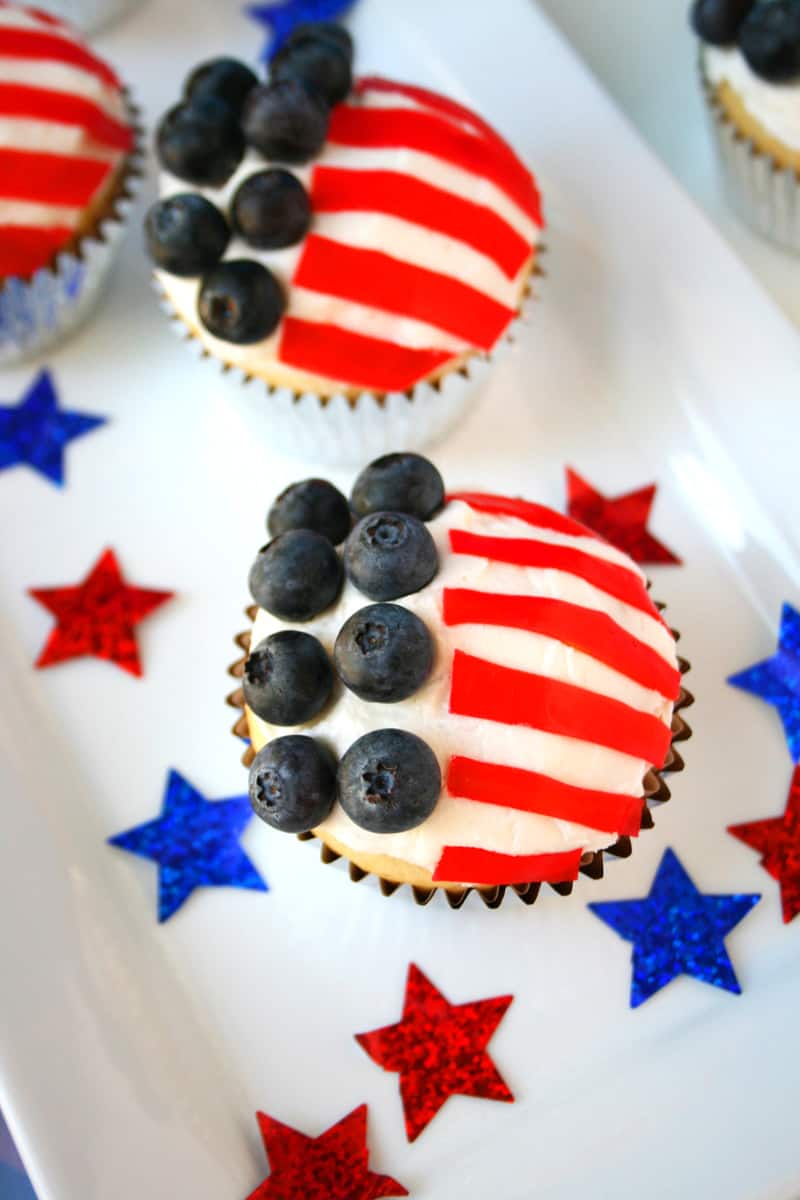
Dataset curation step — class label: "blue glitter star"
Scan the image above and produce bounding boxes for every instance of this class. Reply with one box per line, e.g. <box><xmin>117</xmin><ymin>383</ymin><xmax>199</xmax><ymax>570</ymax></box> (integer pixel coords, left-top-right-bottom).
<box><xmin>109</xmin><ymin>770</ymin><xmax>267</xmax><ymax>922</ymax></box>
<box><xmin>728</xmin><ymin>603</ymin><xmax>800</xmax><ymax>762</ymax></box>
<box><xmin>246</xmin><ymin>0</ymin><xmax>356</xmax><ymax>60</ymax></box>
<box><xmin>589</xmin><ymin>848</ymin><xmax>760</xmax><ymax>1008</ymax></box>
<box><xmin>0</xmin><ymin>370</ymin><xmax>106</xmax><ymax>487</ymax></box>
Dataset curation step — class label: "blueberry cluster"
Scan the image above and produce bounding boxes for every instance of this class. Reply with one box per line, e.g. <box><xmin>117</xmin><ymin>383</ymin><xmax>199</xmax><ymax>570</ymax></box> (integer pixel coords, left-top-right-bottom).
<box><xmin>244</xmin><ymin>454</ymin><xmax>447</xmax><ymax>837</ymax></box>
<box><xmin>144</xmin><ymin>22</ymin><xmax>354</xmax><ymax>343</ymax></box>
<box><xmin>692</xmin><ymin>0</ymin><xmax>800</xmax><ymax>81</ymax></box>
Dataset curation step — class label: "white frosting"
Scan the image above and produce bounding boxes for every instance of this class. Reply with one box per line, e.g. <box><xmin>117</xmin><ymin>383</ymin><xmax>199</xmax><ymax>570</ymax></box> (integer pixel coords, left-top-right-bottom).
<box><xmin>246</xmin><ymin>502</ymin><xmax>679</xmax><ymax>880</ymax></box>
<box><xmin>705</xmin><ymin>44</ymin><xmax>800</xmax><ymax>151</ymax></box>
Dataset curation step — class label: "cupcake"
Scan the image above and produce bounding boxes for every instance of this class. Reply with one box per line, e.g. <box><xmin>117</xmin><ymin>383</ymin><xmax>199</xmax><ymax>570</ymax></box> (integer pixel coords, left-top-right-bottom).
<box><xmin>692</xmin><ymin>0</ymin><xmax>800</xmax><ymax>250</ymax></box>
<box><xmin>0</xmin><ymin>3</ymin><xmax>140</xmax><ymax>363</ymax></box>
<box><xmin>145</xmin><ymin>23</ymin><xmax>543</xmax><ymax>462</ymax></box>
<box><xmin>228</xmin><ymin>453</ymin><xmax>691</xmax><ymax>907</ymax></box>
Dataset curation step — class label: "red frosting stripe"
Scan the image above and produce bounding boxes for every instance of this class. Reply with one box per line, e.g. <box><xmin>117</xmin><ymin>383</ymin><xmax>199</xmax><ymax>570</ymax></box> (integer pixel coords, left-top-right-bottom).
<box><xmin>293</xmin><ymin>234</ymin><xmax>516</xmax><ymax>349</ymax></box>
<box><xmin>449</xmin><ymin>650</ymin><xmax>673</xmax><ymax>766</ymax></box>
<box><xmin>433</xmin><ymin>845</ymin><xmax>582</xmax><ymax>885</ymax></box>
<box><xmin>442</xmin><ymin>588</ymin><xmax>680</xmax><ymax>699</ymax></box>
<box><xmin>0</xmin><ymin>83</ymin><xmax>132</xmax><ymax>150</ymax></box>
<box><xmin>327</xmin><ymin>103</ymin><xmax>541</xmax><ymax>224</ymax></box>
<box><xmin>0</xmin><ymin>223</ymin><xmax>72</xmax><ymax>275</ymax></box>
<box><xmin>0</xmin><ymin>27</ymin><xmax>120</xmax><ymax>88</ymax></box>
<box><xmin>278</xmin><ymin>317</ymin><xmax>453</xmax><ymax>392</ymax></box>
<box><xmin>0</xmin><ymin>147</ymin><xmax>111</xmax><ymax>206</ymax></box>
<box><xmin>448</xmin><ymin>491</ymin><xmax>601</xmax><ymax>540</ymax></box>
<box><xmin>311</xmin><ymin>166</ymin><xmax>532</xmax><ymax>281</ymax></box>
<box><xmin>447</xmin><ymin>755</ymin><xmax>643</xmax><ymax>836</ymax></box>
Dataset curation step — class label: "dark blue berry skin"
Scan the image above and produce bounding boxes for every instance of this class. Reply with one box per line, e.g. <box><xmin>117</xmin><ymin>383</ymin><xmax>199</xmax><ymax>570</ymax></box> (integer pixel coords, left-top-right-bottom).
<box><xmin>334</xmin><ymin>604</ymin><xmax>433</xmax><ymax>702</ymax></box>
<box><xmin>198</xmin><ymin>259</ymin><xmax>285</xmax><ymax>343</ymax></box>
<box><xmin>144</xmin><ymin>193</ymin><xmax>229</xmax><ymax>276</ymax></box>
<box><xmin>184</xmin><ymin>57</ymin><xmax>259</xmax><ymax>115</ymax></box>
<box><xmin>249</xmin><ymin>529</ymin><xmax>343</xmax><ymax>621</ymax></box>
<box><xmin>268</xmin><ymin>478</ymin><xmax>351</xmax><ymax>545</ymax></box>
<box><xmin>271</xmin><ymin>37</ymin><xmax>352</xmax><ymax>106</ymax></box>
<box><xmin>350</xmin><ymin>453</ymin><xmax>445</xmax><ymax>522</ymax></box>
<box><xmin>232</xmin><ymin>168</ymin><xmax>311</xmax><ymax>249</ymax></box>
<box><xmin>691</xmin><ymin>0</ymin><xmax>755</xmax><ymax>44</ymax></box>
<box><xmin>337</xmin><ymin>729</ymin><xmax>441</xmax><ymax>833</ymax></box>
<box><xmin>242</xmin><ymin>79</ymin><xmax>330</xmax><ymax>163</ymax></box>
<box><xmin>244</xmin><ymin>630</ymin><xmax>333</xmax><ymax>725</ymax></box>
<box><xmin>284</xmin><ymin>22</ymin><xmax>354</xmax><ymax>64</ymax></box>
<box><xmin>156</xmin><ymin>96</ymin><xmax>244</xmax><ymax>186</ymax></box>
<box><xmin>344</xmin><ymin>511</ymin><xmax>438</xmax><ymax>602</ymax></box>
<box><xmin>249</xmin><ymin>735</ymin><xmax>336</xmax><ymax>832</ymax></box>
<box><xmin>738</xmin><ymin>0</ymin><xmax>800</xmax><ymax>81</ymax></box>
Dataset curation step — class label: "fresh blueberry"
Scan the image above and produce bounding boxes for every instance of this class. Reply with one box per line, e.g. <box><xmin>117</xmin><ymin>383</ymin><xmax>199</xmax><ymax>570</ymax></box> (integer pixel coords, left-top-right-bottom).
<box><xmin>184</xmin><ymin>57</ymin><xmax>259</xmax><ymax>115</ymax></box>
<box><xmin>244</xmin><ymin>630</ymin><xmax>333</xmax><ymax>725</ymax></box>
<box><xmin>334</xmin><ymin>604</ymin><xmax>433</xmax><ymax>703</ymax></box>
<box><xmin>242</xmin><ymin>78</ymin><xmax>329</xmax><ymax>163</ymax></box>
<box><xmin>337</xmin><ymin>728</ymin><xmax>441</xmax><ymax>833</ymax></box>
<box><xmin>231</xmin><ymin>168</ymin><xmax>311</xmax><ymax>249</ymax></box>
<box><xmin>690</xmin><ymin>0</ymin><xmax>755</xmax><ymax>44</ymax></box>
<box><xmin>284</xmin><ymin>22</ymin><xmax>354</xmax><ymax>63</ymax></box>
<box><xmin>344</xmin><ymin>511</ymin><xmax>438</xmax><ymax>602</ymax></box>
<box><xmin>268</xmin><ymin>478</ymin><xmax>351</xmax><ymax>545</ymax></box>
<box><xmin>198</xmin><ymin>259</ymin><xmax>285</xmax><ymax>343</ymax></box>
<box><xmin>738</xmin><ymin>0</ymin><xmax>800</xmax><ymax>81</ymax></box>
<box><xmin>249</xmin><ymin>529</ymin><xmax>343</xmax><ymax>621</ymax></box>
<box><xmin>144</xmin><ymin>193</ymin><xmax>229</xmax><ymax>276</ymax></box>
<box><xmin>350</xmin><ymin>453</ymin><xmax>445</xmax><ymax>522</ymax></box>
<box><xmin>271</xmin><ymin>37</ymin><xmax>352</xmax><ymax>106</ymax></box>
<box><xmin>156</xmin><ymin>96</ymin><xmax>244</xmax><ymax>186</ymax></box>
<box><xmin>249</xmin><ymin>735</ymin><xmax>336</xmax><ymax>832</ymax></box>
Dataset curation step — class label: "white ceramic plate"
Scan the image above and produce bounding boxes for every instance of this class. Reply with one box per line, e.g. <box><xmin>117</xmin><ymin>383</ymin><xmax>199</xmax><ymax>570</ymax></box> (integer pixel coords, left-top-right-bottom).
<box><xmin>2</xmin><ymin>1</ymin><xmax>800</xmax><ymax>1198</ymax></box>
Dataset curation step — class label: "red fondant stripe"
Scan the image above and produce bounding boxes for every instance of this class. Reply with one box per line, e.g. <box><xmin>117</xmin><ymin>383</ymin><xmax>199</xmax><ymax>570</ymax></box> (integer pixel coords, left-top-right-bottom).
<box><xmin>449</xmin><ymin>529</ymin><xmax>660</xmax><ymax>620</ymax></box>
<box><xmin>327</xmin><ymin>103</ymin><xmax>540</xmax><ymax>223</ymax></box>
<box><xmin>443</xmin><ymin>588</ymin><xmax>680</xmax><ymax>699</ymax></box>
<box><xmin>0</xmin><ymin>223</ymin><xmax>72</xmax><ymax>275</ymax></box>
<box><xmin>449</xmin><ymin>650</ymin><xmax>673</xmax><ymax>766</ymax></box>
<box><xmin>0</xmin><ymin>83</ymin><xmax>132</xmax><ymax>150</ymax></box>
<box><xmin>447</xmin><ymin>755</ymin><xmax>643</xmax><ymax>836</ymax></box>
<box><xmin>0</xmin><ymin>148</ymin><xmax>111</xmax><ymax>206</ymax></box>
<box><xmin>433</xmin><ymin>844</ymin><xmax>581</xmax><ymax>885</ymax></box>
<box><xmin>278</xmin><ymin>317</ymin><xmax>453</xmax><ymax>392</ymax></box>
<box><xmin>448</xmin><ymin>491</ymin><xmax>600</xmax><ymax>540</ymax></box>
<box><xmin>0</xmin><ymin>28</ymin><xmax>120</xmax><ymax>87</ymax></box>
<box><xmin>293</xmin><ymin>234</ymin><xmax>515</xmax><ymax>349</ymax></box>
<box><xmin>311</xmin><ymin>166</ymin><xmax>531</xmax><ymax>280</ymax></box>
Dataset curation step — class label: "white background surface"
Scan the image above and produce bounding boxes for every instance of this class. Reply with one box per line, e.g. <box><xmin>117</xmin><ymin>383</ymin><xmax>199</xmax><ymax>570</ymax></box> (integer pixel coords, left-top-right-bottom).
<box><xmin>1</xmin><ymin>1</ymin><xmax>800</xmax><ymax>1199</ymax></box>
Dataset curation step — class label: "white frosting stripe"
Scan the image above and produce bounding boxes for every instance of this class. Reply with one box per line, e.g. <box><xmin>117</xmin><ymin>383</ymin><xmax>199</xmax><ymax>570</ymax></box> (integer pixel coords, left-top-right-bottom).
<box><xmin>0</xmin><ymin>57</ymin><xmax>126</xmax><ymax>121</ymax></box>
<box><xmin>705</xmin><ymin>45</ymin><xmax>800</xmax><ymax>152</ymax></box>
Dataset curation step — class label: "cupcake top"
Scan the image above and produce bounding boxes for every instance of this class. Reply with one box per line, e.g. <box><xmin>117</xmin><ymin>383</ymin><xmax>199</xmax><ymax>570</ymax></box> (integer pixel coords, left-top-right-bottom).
<box><xmin>243</xmin><ymin>455</ymin><xmax>681</xmax><ymax>889</ymax></box>
<box><xmin>147</xmin><ymin>23</ymin><xmax>543</xmax><ymax>396</ymax></box>
<box><xmin>0</xmin><ymin>1</ymin><xmax>134</xmax><ymax>279</ymax></box>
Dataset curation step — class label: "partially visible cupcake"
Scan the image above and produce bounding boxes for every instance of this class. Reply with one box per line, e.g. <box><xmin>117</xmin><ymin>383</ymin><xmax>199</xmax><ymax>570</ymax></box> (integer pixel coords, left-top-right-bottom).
<box><xmin>145</xmin><ymin>23</ymin><xmax>543</xmax><ymax>462</ymax></box>
<box><xmin>0</xmin><ymin>3</ymin><xmax>140</xmax><ymax>362</ymax></box>
<box><xmin>692</xmin><ymin>0</ymin><xmax>800</xmax><ymax>250</ymax></box>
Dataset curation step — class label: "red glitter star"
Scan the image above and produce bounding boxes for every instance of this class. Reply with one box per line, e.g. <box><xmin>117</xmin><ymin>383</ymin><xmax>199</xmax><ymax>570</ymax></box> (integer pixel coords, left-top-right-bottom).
<box><xmin>356</xmin><ymin>963</ymin><xmax>514</xmax><ymax>1143</ymax></box>
<box><xmin>29</xmin><ymin>548</ymin><xmax>173</xmax><ymax>677</ymax></box>
<box><xmin>246</xmin><ymin>1104</ymin><xmax>408</xmax><ymax>1200</ymax></box>
<box><xmin>729</xmin><ymin>765</ymin><xmax>800</xmax><ymax>924</ymax></box>
<box><xmin>566</xmin><ymin>467</ymin><xmax>681</xmax><ymax>565</ymax></box>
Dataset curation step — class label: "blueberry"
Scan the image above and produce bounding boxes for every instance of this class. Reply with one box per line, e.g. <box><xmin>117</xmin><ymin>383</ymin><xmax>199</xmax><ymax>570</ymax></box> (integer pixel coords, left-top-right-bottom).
<box><xmin>337</xmin><ymin>729</ymin><xmax>441</xmax><ymax>833</ymax></box>
<box><xmin>350</xmin><ymin>453</ymin><xmax>445</xmax><ymax>522</ymax></box>
<box><xmin>242</xmin><ymin>79</ymin><xmax>329</xmax><ymax>163</ymax></box>
<box><xmin>184</xmin><ymin>57</ymin><xmax>259</xmax><ymax>115</ymax></box>
<box><xmin>284</xmin><ymin>22</ymin><xmax>354</xmax><ymax>63</ymax></box>
<box><xmin>249</xmin><ymin>735</ymin><xmax>336</xmax><ymax>832</ymax></box>
<box><xmin>344</xmin><ymin>511</ymin><xmax>438</xmax><ymax>602</ymax></box>
<box><xmin>334</xmin><ymin>604</ymin><xmax>433</xmax><ymax>703</ymax></box>
<box><xmin>738</xmin><ymin>0</ymin><xmax>800</xmax><ymax>81</ymax></box>
<box><xmin>249</xmin><ymin>529</ymin><xmax>343</xmax><ymax>621</ymax></box>
<box><xmin>271</xmin><ymin>38</ymin><xmax>352</xmax><ymax>106</ymax></box>
<box><xmin>144</xmin><ymin>193</ymin><xmax>229</xmax><ymax>276</ymax></box>
<box><xmin>231</xmin><ymin>168</ymin><xmax>311</xmax><ymax>249</ymax></box>
<box><xmin>156</xmin><ymin>96</ymin><xmax>244</xmax><ymax>186</ymax></box>
<box><xmin>268</xmin><ymin>478</ymin><xmax>351</xmax><ymax>545</ymax></box>
<box><xmin>244</xmin><ymin>630</ymin><xmax>333</xmax><ymax>725</ymax></box>
<box><xmin>690</xmin><ymin>0</ymin><xmax>755</xmax><ymax>44</ymax></box>
<box><xmin>198</xmin><ymin>259</ymin><xmax>284</xmax><ymax>344</ymax></box>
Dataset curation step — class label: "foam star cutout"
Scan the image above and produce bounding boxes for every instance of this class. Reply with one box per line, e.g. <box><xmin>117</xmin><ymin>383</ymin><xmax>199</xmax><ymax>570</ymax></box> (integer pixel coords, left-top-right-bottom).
<box><xmin>729</xmin><ymin>765</ymin><xmax>800</xmax><ymax>924</ymax></box>
<box><xmin>355</xmin><ymin>963</ymin><xmax>514</xmax><ymax>1142</ymax></box>
<box><xmin>28</xmin><ymin>548</ymin><xmax>173</xmax><ymax>677</ymax></box>
<box><xmin>0</xmin><ymin>370</ymin><xmax>106</xmax><ymax>486</ymax></box>
<box><xmin>246</xmin><ymin>0</ymin><xmax>356</xmax><ymax>60</ymax></box>
<box><xmin>589</xmin><ymin>848</ymin><xmax>760</xmax><ymax>1008</ymax></box>
<box><xmin>728</xmin><ymin>603</ymin><xmax>800</xmax><ymax>762</ymax></box>
<box><xmin>566</xmin><ymin>467</ymin><xmax>681</xmax><ymax>565</ymax></box>
<box><xmin>247</xmin><ymin>1104</ymin><xmax>407</xmax><ymax>1199</ymax></box>
<box><xmin>108</xmin><ymin>770</ymin><xmax>267</xmax><ymax>922</ymax></box>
